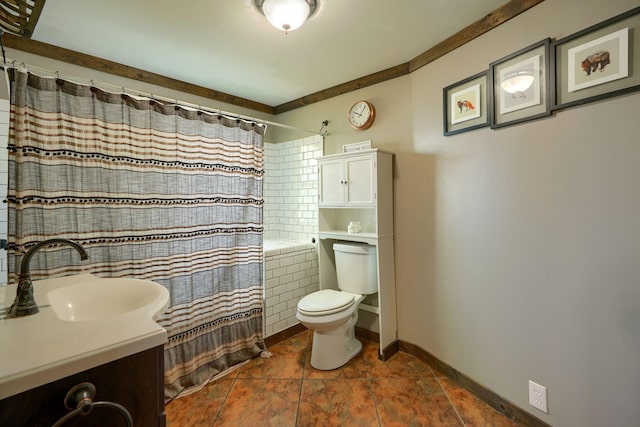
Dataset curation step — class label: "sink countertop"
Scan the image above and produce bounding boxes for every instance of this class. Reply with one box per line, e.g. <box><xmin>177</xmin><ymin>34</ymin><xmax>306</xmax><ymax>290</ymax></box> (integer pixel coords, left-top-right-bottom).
<box><xmin>0</xmin><ymin>273</ymin><xmax>168</xmax><ymax>400</ymax></box>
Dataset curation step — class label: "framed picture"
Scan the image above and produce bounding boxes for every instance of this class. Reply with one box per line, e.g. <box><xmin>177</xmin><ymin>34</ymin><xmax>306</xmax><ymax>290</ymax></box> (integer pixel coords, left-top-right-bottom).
<box><xmin>489</xmin><ymin>38</ymin><xmax>552</xmax><ymax>129</ymax></box>
<box><xmin>552</xmin><ymin>6</ymin><xmax>640</xmax><ymax>110</ymax></box>
<box><xmin>443</xmin><ymin>70</ymin><xmax>491</xmax><ymax>136</ymax></box>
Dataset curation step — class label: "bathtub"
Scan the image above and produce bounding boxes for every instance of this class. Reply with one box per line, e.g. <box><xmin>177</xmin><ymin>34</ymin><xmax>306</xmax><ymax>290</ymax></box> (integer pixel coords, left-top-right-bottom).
<box><xmin>263</xmin><ymin>239</ymin><xmax>319</xmax><ymax>337</ymax></box>
<box><xmin>264</xmin><ymin>239</ymin><xmax>315</xmax><ymax>255</ymax></box>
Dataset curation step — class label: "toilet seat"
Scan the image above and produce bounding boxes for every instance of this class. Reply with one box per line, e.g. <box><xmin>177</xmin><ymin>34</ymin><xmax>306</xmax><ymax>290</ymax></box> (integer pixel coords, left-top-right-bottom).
<box><xmin>297</xmin><ymin>289</ymin><xmax>358</xmax><ymax>316</ymax></box>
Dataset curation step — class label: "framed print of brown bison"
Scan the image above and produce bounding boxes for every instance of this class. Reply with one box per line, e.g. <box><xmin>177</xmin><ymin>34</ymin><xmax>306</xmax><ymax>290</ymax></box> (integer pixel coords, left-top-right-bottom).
<box><xmin>443</xmin><ymin>70</ymin><xmax>492</xmax><ymax>136</ymax></box>
<box><xmin>552</xmin><ymin>6</ymin><xmax>640</xmax><ymax>111</ymax></box>
<box><xmin>568</xmin><ymin>28</ymin><xmax>628</xmax><ymax>92</ymax></box>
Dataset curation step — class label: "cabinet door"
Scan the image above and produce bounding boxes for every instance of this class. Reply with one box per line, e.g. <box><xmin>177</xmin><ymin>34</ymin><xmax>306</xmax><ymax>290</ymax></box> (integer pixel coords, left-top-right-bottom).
<box><xmin>345</xmin><ymin>155</ymin><xmax>375</xmax><ymax>206</ymax></box>
<box><xmin>318</xmin><ymin>159</ymin><xmax>345</xmax><ymax>206</ymax></box>
<box><xmin>0</xmin><ymin>346</ymin><xmax>165</xmax><ymax>427</ymax></box>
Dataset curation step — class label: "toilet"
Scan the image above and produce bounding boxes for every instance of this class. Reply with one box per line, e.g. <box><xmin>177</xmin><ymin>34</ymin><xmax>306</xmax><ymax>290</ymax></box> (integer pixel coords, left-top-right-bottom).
<box><xmin>296</xmin><ymin>242</ymin><xmax>377</xmax><ymax>370</ymax></box>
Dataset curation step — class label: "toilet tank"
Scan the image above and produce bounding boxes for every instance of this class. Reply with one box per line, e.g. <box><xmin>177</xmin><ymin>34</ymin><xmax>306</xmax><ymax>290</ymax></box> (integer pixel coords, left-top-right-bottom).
<box><xmin>333</xmin><ymin>242</ymin><xmax>378</xmax><ymax>294</ymax></box>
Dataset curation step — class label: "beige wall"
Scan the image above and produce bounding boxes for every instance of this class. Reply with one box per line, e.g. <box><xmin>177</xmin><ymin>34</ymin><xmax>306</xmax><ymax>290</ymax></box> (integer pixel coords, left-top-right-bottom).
<box><xmin>5</xmin><ymin>0</ymin><xmax>640</xmax><ymax>424</ymax></box>
<box><xmin>280</xmin><ymin>1</ymin><xmax>640</xmax><ymax>425</ymax></box>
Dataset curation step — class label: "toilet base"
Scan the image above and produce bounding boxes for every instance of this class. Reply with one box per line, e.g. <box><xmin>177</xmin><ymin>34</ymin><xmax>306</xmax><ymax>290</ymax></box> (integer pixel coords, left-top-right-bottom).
<box><xmin>310</xmin><ymin>329</ymin><xmax>362</xmax><ymax>370</ymax></box>
<box><xmin>298</xmin><ymin>294</ymin><xmax>366</xmax><ymax>371</ymax></box>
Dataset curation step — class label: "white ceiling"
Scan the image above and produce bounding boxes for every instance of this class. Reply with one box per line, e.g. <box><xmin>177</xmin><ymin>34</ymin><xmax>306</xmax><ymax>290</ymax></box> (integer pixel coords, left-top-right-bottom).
<box><xmin>31</xmin><ymin>0</ymin><xmax>507</xmax><ymax>107</ymax></box>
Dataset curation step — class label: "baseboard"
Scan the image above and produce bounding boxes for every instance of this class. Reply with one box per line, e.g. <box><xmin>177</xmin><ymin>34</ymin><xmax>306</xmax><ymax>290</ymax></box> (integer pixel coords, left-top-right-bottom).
<box><xmin>399</xmin><ymin>341</ymin><xmax>551</xmax><ymax>427</ymax></box>
<box><xmin>354</xmin><ymin>327</ymin><xmax>399</xmax><ymax>361</ymax></box>
<box><xmin>268</xmin><ymin>324</ymin><xmax>549</xmax><ymax>427</ymax></box>
<box><xmin>353</xmin><ymin>326</ymin><xmax>378</xmax><ymax>344</ymax></box>
<box><xmin>264</xmin><ymin>323</ymin><xmax>307</xmax><ymax>348</ymax></box>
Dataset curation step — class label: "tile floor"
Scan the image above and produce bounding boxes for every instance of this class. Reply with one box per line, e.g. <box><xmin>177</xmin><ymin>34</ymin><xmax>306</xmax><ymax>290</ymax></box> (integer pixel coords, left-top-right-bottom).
<box><xmin>165</xmin><ymin>330</ymin><xmax>523</xmax><ymax>426</ymax></box>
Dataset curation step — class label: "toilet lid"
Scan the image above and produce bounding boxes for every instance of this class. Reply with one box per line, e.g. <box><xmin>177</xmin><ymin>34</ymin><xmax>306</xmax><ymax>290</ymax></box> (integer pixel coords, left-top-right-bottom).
<box><xmin>298</xmin><ymin>289</ymin><xmax>355</xmax><ymax>316</ymax></box>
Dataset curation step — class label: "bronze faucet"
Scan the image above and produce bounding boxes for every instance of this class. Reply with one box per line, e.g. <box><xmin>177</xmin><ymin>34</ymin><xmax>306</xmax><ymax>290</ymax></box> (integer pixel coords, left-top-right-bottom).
<box><xmin>9</xmin><ymin>238</ymin><xmax>90</xmax><ymax>318</ymax></box>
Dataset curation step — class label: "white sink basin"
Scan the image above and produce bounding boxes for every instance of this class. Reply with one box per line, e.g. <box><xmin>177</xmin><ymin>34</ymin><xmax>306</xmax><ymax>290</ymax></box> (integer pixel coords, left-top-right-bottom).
<box><xmin>46</xmin><ymin>277</ymin><xmax>169</xmax><ymax>322</ymax></box>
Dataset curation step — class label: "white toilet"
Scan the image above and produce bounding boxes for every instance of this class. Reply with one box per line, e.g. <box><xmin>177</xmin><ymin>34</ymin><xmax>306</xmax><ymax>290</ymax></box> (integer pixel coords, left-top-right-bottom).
<box><xmin>296</xmin><ymin>242</ymin><xmax>377</xmax><ymax>370</ymax></box>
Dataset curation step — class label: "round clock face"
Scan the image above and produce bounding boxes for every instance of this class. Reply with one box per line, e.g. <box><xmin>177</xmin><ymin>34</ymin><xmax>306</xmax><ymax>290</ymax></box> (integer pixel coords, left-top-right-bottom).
<box><xmin>348</xmin><ymin>100</ymin><xmax>375</xmax><ymax>130</ymax></box>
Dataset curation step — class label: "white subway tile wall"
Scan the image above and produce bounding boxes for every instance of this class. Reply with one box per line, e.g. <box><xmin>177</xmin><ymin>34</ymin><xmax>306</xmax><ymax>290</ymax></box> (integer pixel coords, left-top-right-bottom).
<box><xmin>262</xmin><ymin>135</ymin><xmax>323</xmax><ymax>336</ymax></box>
<box><xmin>263</xmin><ymin>135</ymin><xmax>322</xmax><ymax>242</ymax></box>
<box><xmin>263</xmin><ymin>243</ymin><xmax>319</xmax><ymax>337</ymax></box>
<box><xmin>0</xmin><ymin>98</ymin><xmax>9</xmax><ymax>285</ymax></box>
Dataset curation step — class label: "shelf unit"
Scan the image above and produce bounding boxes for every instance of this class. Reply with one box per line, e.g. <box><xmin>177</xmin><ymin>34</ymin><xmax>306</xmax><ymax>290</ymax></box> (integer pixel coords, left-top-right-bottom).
<box><xmin>317</xmin><ymin>148</ymin><xmax>397</xmax><ymax>358</ymax></box>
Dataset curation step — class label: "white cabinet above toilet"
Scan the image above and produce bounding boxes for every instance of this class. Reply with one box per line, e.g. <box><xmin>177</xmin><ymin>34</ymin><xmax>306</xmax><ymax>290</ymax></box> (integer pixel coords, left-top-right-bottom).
<box><xmin>315</xmin><ymin>148</ymin><xmax>397</xmax><ymax>360</ymax></box>
<box><xmin>318</xmin><ymin>153</ymin><xmax>376</xmax><ymax>207</ymax></box>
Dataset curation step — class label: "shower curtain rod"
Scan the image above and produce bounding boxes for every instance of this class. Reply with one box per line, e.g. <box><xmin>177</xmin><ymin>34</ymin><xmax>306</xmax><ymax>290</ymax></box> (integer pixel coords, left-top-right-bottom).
<box><xmin>2</xmin><ymin>59</ymin><xmax>321</xmax><ymax>136</ymax></box>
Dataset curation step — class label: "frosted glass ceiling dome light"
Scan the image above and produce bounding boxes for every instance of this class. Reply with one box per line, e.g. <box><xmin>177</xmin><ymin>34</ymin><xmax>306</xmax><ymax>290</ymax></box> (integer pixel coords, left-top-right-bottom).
<box><xmin>500</xmin><ymin>71</ymin><xmax>535</xmax><ymax>94</ymax></box>
<box><xmin>255</xmin><ymin>0</ymin><xmax>318</xmax><ymax>33</ymax></box>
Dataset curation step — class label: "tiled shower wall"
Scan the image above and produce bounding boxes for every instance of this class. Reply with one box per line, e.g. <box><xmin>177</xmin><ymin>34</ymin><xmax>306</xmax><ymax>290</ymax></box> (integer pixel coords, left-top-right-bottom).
<box><xmin>263</xmin><ymin>135</ymin><xmax>322</xmax><ymax>242</ymax></box>
<box><xmin>262</xmin><ymin>135</ymin><xmax>323</xmax><ymax>337</ymax></box>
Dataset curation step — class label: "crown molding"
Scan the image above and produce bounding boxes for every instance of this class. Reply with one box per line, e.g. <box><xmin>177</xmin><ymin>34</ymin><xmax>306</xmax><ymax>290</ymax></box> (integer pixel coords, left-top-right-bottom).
<box><xmin>3</xmin><ymin>0</ymin><xmax>545</xmax><ymax>115</ymax></box>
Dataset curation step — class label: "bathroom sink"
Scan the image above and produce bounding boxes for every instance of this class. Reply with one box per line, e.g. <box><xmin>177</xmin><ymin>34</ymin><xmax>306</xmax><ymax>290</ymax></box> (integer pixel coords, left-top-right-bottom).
<box><xmin>46</xmin><ymin>277</ymin><xmax>169</xmax><ymax>322</ymax></box>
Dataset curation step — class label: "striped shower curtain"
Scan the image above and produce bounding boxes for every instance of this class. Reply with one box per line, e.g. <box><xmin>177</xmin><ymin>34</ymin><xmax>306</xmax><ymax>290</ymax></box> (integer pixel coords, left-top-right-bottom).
<box><xmin>7</xmin><ymin>69</ymin><xmax>266</xmax><ymax>399</ymax></box>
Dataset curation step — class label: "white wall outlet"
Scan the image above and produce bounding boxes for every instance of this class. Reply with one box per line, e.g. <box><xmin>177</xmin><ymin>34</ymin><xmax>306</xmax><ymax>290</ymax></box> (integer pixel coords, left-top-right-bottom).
<box><xmin>528</xmin><ymin>380</ymin><xmax>548</xmax><ymax>413</ymax></box>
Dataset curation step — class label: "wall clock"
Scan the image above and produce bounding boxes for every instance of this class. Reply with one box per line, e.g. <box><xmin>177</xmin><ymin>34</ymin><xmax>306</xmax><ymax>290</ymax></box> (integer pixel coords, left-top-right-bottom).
<box><xmin>348</xmin><ymin>100</ymin><xmax>376</xmax><ymax>130</ymax></box>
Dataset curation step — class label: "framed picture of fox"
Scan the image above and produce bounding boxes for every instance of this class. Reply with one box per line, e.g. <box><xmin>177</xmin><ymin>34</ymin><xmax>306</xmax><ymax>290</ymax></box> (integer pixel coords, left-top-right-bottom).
<box><xmin>451</xmin><ymin>85</ymin><xmax>480</xmax><ymax>125</ymax></box>
<box><xmin>443</xmin><ymin>70</ymin><xmax>491</xmax><ymax>136</ymax></box>
<box><xmin>552</xmin><ymin>6</ymin><xmax>640</xmax><ymax>110</ymax></box>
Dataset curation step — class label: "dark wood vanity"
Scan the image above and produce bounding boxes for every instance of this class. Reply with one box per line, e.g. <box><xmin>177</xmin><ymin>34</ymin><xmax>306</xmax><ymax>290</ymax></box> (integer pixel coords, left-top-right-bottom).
<box><xmin>0</xmin><ymin>345</ymin><xmax>165</xmax><ymax>426</ymax></box>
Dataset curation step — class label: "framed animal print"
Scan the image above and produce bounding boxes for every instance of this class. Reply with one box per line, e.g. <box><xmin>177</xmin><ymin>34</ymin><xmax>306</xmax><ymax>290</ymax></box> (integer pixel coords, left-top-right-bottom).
<box><xmin>443</xmin><ymin>70</ymin><xmax>491</xmax><ymax>136</ymax></box>
<box><xmin>552</xmin><ymin>6</ymin><xmax>640</xmax><ymax>111</ymax></box>
<box><xmin>489</xmin><ymin>38</ymin><xmax>552</xmax><ymax>129</ymax></box>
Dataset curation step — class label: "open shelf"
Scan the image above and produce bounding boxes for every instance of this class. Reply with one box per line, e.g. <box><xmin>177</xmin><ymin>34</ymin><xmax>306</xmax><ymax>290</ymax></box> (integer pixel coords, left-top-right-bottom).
<box><xmin>316</xmin><ymin>149</ymin><xmax>397</xmax><ymax>358</ymax></box>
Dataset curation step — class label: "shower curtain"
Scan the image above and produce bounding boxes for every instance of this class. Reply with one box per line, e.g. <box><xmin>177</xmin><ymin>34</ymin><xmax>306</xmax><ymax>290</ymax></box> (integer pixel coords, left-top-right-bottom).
<box><xmin>6</xmin><ymin>69</ymin><xmax>266</xmax><ymax>399</ymax></box>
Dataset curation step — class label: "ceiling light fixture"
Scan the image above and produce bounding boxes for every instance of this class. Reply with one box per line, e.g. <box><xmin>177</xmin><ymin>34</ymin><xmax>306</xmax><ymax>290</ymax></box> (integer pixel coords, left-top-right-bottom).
<box><xmin>500</xmin><ymin>71</ymin><xmax>535</xmax><ymax>94</ymax></box>
<box><xmin>254</xmin><ymin>0</ymin><xmax>318</xmax><ymax>33</ymax></box>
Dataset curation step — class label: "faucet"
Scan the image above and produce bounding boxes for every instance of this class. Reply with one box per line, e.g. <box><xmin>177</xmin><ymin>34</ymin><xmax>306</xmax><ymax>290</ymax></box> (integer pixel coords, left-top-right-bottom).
<box><xmin>9</xmin><ymin>238</ymin><xmax>90</xmax><ymax>318</ymax></box>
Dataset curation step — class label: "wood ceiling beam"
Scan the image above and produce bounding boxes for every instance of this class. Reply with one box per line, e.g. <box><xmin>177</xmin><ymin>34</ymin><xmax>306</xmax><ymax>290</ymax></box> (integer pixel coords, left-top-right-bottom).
<box><xmin>409</xmin><ymin>0</ymin><xmax>546</xmax><ymax>72</ymax></box>
<box><xmin>2</xmin><ymin>33</ymin><xmax>276</xmax><ymax>115</ymax></box>
<box><xmin>3</xmin><ymin>0</ymin><xmax>544</xmax><ymax>115</ymax></box>
<box><xmin>274</xmin><ymin>0</ymin><xmax>546</xmax><ymax>113</ymax></box>
<box><xmin>273</xmin><ymin>63</ymin><xmax>411</xmax><ymax>114</ymax></box>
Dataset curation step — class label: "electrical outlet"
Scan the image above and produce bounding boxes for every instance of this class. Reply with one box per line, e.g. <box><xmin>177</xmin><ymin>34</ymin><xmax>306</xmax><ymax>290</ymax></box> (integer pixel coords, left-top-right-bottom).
<box><xmin>528</xmin><ymin>380</ymin><xmax>548</xmax><ymax>413</ymax></box>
